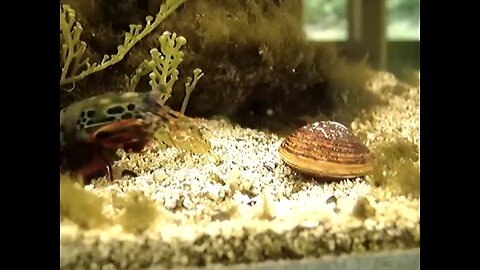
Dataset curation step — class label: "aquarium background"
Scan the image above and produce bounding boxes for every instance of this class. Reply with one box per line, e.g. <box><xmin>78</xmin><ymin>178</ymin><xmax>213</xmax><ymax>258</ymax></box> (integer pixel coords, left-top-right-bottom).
<box><xmin>304</xmin><ymin>0</ymin><xmax>419</xmax><ymax>85</ymax></box>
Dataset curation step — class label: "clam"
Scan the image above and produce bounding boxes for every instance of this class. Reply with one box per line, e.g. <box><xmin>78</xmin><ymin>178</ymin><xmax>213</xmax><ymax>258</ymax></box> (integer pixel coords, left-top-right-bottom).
<box><xmin>278</xmin><ymin>121</ymin><xmax>374</xmax><ymax>179</ymax></box>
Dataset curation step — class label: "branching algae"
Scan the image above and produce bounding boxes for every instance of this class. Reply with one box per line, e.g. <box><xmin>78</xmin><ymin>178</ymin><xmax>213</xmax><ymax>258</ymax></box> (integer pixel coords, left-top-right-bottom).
<box><xmin>60</xmin><ymin>0</ymin><xmax>187</xmax><ymax>87</ymax></box>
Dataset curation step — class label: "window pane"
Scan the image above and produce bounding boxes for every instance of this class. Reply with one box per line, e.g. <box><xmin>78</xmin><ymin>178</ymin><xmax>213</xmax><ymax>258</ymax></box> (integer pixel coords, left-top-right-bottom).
<box><xmin>387</xmin><ymin>0</ymin><xmax>420</xmax><ymax>40</ymax></box>
<box><xmin>303</xmin><ymin>0</ymin><xmax>348</xmax><ymax>41</ymax></box>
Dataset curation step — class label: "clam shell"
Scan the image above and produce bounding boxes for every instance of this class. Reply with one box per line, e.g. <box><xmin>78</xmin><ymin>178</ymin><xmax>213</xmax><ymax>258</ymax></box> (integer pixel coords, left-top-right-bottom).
<box><xmin>279</xmin><ymin>121</ymin><xmax>374</xmax><ymax>178</ymax></box>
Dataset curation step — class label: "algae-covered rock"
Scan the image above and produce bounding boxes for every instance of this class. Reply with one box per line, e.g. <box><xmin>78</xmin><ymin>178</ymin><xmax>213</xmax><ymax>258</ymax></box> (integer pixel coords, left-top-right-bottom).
<box><xmin>60</xmin><ymin>0</ymin><xmax>375</xmax><ymax>128</ymax></box>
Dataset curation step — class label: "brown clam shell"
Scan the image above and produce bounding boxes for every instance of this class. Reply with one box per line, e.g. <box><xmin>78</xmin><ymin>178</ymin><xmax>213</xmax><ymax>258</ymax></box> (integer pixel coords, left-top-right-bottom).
<box><xmin>279</xmin><ymin>121</ymin><xmax>374</xmax><ymax>178</ymax></box>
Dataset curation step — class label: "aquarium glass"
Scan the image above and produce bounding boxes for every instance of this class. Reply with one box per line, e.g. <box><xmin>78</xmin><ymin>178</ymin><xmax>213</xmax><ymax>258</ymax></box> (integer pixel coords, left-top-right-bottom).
<box><xmin>387</xmin><ymin>0</ymin><xmax>420</xmax><ymax>40</ymax></box>
<box><xmin>303</xmin><ymin>0</ymin><xmax>348</xmax><ymax>40</ymax></box>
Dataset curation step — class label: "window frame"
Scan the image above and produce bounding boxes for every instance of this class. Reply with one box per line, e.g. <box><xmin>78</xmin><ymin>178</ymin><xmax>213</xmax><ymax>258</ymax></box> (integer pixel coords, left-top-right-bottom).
<box><xmin>305</xmin><ymin>0</ymin><xmax>419</xmax><ymax>72</ymax></box>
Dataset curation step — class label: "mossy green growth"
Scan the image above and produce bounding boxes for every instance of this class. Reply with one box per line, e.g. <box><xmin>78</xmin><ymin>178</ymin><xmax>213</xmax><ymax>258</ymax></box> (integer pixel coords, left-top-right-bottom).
<box><xmin>117</xmin><ymin>191</ymin><xmax>158</xmax><ymax>233</ymax></box>
<box><xmin>352</xmin><ymin>197</ymin><xmax>376</xmax><ymax>220</ymax></box>
<box><xmin>60</xmin><ymin>174</ymin><xmax>109</xmax><ymax>229</ymax></box>
<box><xmin>323</xmin><ymin>59</ymin><xmax>383</xmax><ymax>123</ymax></box>
<box><xmin>370</xmin><ymin>138</ymin><xmax>420</xmax><ymax>198</ymax></box>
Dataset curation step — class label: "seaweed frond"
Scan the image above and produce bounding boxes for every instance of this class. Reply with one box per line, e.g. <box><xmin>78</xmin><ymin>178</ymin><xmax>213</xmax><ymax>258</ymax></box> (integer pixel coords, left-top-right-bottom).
<box><xmin>127</xmin><ymin>31</ymin><xmax>204</xmax><ymax>113</ymax></box>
